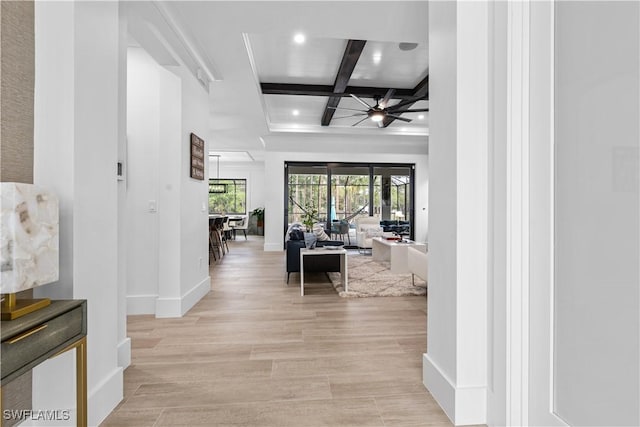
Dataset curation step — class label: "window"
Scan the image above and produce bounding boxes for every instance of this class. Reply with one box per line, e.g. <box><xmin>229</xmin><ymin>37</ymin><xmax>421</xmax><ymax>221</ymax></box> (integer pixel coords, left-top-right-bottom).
<box><xmin>209</xmin><ymin>179</ymin><xmax>246</xmax><ymax>214</ymax></box>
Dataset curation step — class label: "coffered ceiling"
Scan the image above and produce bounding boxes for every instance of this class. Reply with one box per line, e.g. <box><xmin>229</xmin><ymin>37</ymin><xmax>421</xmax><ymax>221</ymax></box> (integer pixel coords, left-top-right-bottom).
<box><xmin>125</xmin><ymin>1</ymin><xmax>429</xmax><ymax>161</ymax></box>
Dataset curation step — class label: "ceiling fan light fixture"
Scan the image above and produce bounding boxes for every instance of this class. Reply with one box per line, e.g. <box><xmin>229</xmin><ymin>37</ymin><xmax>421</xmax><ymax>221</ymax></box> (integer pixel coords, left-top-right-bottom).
<box><xmin>370</xmin><ymin>113</ymin><xmax>384</xmax><ymax>122</ymax></box>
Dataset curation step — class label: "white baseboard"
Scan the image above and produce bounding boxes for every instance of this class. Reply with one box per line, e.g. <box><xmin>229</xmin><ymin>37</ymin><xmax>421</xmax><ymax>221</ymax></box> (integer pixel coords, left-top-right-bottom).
<box><xmin>88</xmin><ymin>367</ymin><xmax>123</xmax><ymax>427</ymax></box>
<box><xmin>126</xmin><ymin>294</ymin><xmax>157</xmax><ymax>315</ymax></box>
<box><xmin>423</xmin><ymin>353</ymin><xmax>486</xmax><ymax>426</ymax></box>
<box><xmin>264</xmin><ymin>243</ymin><xmax>283</xmax><ymax>252</ymax></box>
<box><xmin>155</xmin><ymin>276</ymin><xmax>210</xmax><ymax>318</ymax></box>
<box><xmin>423</xmin><ymin>353</ymin><xmax>456</xmax><ymax>422</ymax></box>
<box><xmin>117</xmin><ymin>337</ymin><xmax>131</xmax><ymax>369</ymax></box>
<box><xmin>180</xmin><ymin>276</ymin><xmax>210</xmax><ymax>315</ymax></box>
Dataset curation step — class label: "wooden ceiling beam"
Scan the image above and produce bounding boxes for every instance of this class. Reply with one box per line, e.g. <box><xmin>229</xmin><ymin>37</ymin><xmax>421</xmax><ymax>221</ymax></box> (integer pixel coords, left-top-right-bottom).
<box><xmin>261</xmin><ymin>83</ymin><xmax>418</xmax><ymax>100</ymax></box>
<box><xmin>321</xmin><ymin>39</ymin><xmax>367</xmax><ymax>126</ymax></box>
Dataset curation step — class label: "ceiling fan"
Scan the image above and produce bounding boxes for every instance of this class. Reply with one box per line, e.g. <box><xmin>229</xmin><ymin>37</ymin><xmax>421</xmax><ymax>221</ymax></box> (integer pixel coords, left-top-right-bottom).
<box><xmin>330</xmin><ymin>89</ymin><xmax>429</xmax><ymax>127</ymax></box>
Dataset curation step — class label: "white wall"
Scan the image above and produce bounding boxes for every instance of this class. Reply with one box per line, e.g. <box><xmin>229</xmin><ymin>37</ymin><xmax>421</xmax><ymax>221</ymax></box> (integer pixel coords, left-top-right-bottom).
<box><xmin>262</xmin><ymin>134</ymin><xmax>428</xmax><ymax>252</ymax></box>
<box><xmin>125</xmin><ymin>47</ymin><xmax>162</xmax><ymax>314</ymax></box>
<box><xmin>424</xmin><ymin>2</ymin><xmax>488</xmax><ymax>425</ymax></box>
<box><xmin>553</xmin><ymin>2</ymin><xmax>639</xmax><ymax>425</ymax></box>
<box><xmin>32</xmin><ymin>2</ymin><xmax>122</xmax><ymax>425</ymax></box>
<box><xmin>176</xmin><ymin>62</ymin><xmax>211</xmax><ymax>314</ymax></box>
<box><xmin>125</xmin><ymin>46</ymin><xmax>211</xmax><ymax>318</ymax></box>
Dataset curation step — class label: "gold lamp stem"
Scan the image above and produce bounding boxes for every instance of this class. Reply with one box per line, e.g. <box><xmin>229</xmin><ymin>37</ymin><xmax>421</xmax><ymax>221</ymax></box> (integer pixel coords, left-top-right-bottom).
<box><xmin>1</xmin><ymin>293</ymin><xmax>50</xmax><ymax>321</ymax></box>
<box><xmin>3</xmin><ymin>293</ymin><xmax>17</xmax><ymax>310</ymax></box>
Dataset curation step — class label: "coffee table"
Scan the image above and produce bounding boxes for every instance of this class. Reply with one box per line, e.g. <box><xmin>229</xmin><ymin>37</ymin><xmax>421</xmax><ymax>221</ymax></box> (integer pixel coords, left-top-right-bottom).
<box><xmin>300</xmin><ymin>247</ymin><xmax>348</xmax><ymax>296</ymax></box>
<box><xmin>371</xmin><ymin>237</ymin><xmax>427</xmax><ymax>274</ymax></box>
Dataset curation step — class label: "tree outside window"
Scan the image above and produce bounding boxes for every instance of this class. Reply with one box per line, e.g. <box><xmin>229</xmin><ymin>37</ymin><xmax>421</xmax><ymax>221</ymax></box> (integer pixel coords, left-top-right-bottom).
<box><xmin>209</xmin><ymin>179</ymin><xmax>246</xmax><ymax>214</ymax></box>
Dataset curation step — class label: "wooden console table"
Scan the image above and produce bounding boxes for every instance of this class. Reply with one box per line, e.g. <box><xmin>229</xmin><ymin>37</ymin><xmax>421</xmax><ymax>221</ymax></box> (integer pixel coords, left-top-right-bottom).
<box><xmin>0</xmin><ymin>300</ymin><xmax>87</xmax><ymax>427</ymax></box>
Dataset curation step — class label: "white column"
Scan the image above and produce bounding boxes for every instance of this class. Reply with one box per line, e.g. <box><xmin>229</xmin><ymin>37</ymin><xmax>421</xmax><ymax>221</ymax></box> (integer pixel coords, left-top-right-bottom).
<box><xmin>32</xmin><ymin>2</ymin><xmax>123</xmax><ymax>426</ymax></box>
<box><xmin>423</xmin><ymin>2</ymin><xmax>489</xmax><ymax>425</ymax></box>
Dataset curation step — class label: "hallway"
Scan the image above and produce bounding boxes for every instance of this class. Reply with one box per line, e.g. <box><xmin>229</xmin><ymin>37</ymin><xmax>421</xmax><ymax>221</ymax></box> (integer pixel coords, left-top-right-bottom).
<box><xmin>102</xmin><ymin>237</ymin><xmax>450</xmax><ymax>426</ymax></box>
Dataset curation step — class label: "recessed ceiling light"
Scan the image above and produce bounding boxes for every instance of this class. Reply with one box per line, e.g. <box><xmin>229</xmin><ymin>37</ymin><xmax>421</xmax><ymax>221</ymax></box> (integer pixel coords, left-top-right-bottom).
<box><xmin>292</xmin><ymin>109</ymin><xmax>300</xmax><ymax>116</ymax></box>
<box><xmin>373</xmin><ymin>52</ymin><xmax>382</xmax><ymax>64</ymax></box>
<box><xmin>418</xmin><ymin>114</ymin><xmax>425</xmax><ymax>120</ymax></box>
<box><xmin>293</xmin><ymin>33</ymin><xmax>306</xmax><ymax>44</ymax></box>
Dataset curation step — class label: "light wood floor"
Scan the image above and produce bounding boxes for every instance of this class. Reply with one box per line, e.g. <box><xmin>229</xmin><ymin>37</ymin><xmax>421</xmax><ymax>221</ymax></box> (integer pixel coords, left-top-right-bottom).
<box><xmin>101</xmin><ymin>236</ymin><xmax>451</xmax><ymax>427</ymax></box>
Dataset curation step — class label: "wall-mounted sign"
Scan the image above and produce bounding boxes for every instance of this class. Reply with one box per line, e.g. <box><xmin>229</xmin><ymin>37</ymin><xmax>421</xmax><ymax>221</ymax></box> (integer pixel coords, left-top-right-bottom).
<box><xmin>190</xmin><ymin>133</ymin><xmax>205</xmax><ymax>180</ymax></box>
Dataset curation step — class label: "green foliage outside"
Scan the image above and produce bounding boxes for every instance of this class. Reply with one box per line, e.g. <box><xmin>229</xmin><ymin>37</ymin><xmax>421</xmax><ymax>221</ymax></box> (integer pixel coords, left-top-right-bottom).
<box><xmin>287</xmin><ymin>173</ymin><xmax>411</xmax><ymax>225</ymax></box>
<box><xmin>209</xmin><ymin>179</ymin><xmax>246</xmax><ymax>214</ymax></box>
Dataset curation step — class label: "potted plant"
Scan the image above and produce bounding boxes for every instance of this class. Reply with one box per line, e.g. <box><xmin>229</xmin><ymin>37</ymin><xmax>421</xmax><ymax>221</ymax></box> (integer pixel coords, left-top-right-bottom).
<box><xmin>301</xmin><ymin>203</ymin><xmax>317</xmax><ymax>232</ymax></box>
<box><xmin>250</xmin><ymin>207</ymin><xmax>265</xmax><ymax>235</ymax></box>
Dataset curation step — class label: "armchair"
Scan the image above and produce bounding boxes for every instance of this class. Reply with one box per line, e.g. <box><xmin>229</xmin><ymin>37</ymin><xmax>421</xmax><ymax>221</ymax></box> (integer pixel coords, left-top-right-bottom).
<box><xmin>355</xmin><ymin>216</ymin><xmax>383</xmax><ymax>254</ymax></box>
<box><xmin>330</xmin><ymin>220</ymin><xmax>351</xmax><ymax>244</ymax></box>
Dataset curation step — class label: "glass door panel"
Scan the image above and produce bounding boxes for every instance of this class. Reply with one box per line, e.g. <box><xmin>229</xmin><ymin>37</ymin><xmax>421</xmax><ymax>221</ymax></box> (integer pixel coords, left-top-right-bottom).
<box><xmin>287</xmin><ymin>165</ymin><xmax>328</xmax><ymax>227</ymax></box>
<box><xmin>373</xmin><ymin>166</ymin><xmax>412</xmax><ymax>237</ymax></box>
<box><xmin>329</xmin><ymin>166</ymin><xmax>370</xmax><ymax>244</ymax></box>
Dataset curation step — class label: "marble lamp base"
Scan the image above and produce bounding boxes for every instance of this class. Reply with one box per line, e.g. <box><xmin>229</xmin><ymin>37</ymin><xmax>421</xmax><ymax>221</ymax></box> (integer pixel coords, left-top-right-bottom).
<box><xmin>1</xmin><ymin>182</ymin><xmax>59</xmax><ymax>320</ymax></box>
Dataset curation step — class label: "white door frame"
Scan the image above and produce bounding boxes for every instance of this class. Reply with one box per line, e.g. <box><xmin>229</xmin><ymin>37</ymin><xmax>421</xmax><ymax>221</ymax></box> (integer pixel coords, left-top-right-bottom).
<box><xmin>508</xmin><ymin>1</ymin><xmax>568</xmax><ymax>425</ymax></box>
<box><xmin>504</xmin><ymin>1</ymin><xmax>531</xmax><ymax>424</ymax></box>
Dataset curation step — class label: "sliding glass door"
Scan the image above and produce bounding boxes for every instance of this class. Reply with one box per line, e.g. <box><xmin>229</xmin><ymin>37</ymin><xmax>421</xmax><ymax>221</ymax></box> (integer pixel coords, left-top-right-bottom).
<box><xmin>285</xmin><ymin>162</ymin><xmax>414</xmax><ymax>246</ymax></box>
<box><xmin>373</xmin><ymin>166</ymin><xmax>412</xmax><ymax>233</ymax></box>
<box><xmin>287</xmin><ymin>165</ymin><xmax>328</xmax><ymax>226</ymax></box>
<box><xmin>329</xmin><ymin>165</ymin><xmax>370</xmax><ymax>222</ymax></box>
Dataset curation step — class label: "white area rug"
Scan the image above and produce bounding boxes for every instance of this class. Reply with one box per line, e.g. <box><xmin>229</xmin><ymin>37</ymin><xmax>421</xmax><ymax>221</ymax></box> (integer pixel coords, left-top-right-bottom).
<box><xmin>328</xmin><ymin>253</ymin><xmax>427</xmax><ymax>298</ymax></box>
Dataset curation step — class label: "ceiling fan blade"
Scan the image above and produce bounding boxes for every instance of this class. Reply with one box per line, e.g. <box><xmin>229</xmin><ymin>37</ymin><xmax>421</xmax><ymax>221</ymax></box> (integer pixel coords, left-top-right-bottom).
<box><xmin>380</xmin><ymin>89</ymin><xmax>396</xmax><ymax>108</ymax></box>
<box><xmin>351</xmin><ymin>116</ymin><xmax>370</xmax><ymax>127</ymax></box>
<box><xmin>386</xmin><ymin>96</ymin><xmax>426</xmax><ymax>111</ymax></box>
<box><xmin>401</xmin><ymin>108</ymin><xmax>430</xmax><ymax>113</ymax></box>
<box><xmin>333</xmin><ymin>113</ymin><xmax>368</xmax><ymax>119</ymax></box>
<box><xmin>328</xmin><ymin>106</ymin><xmax>368</xmax><ymax>112</ymax></box>
<box><xmin>386</xmin><ymin>114</ymin><xmax>412</xmax><ymax>123</ymax></box>
<box><xmin>350</xmin><ymin>94</ymin><xmax>373</xmax><ymax>109</ymax></box>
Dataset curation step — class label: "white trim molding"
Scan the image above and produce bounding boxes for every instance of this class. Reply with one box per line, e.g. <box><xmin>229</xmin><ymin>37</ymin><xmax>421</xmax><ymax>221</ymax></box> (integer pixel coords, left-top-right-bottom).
<box><xmin>126</xmin><ymin>293</ymin><xmax>158</xmax><ymax>315</ymax></box>
<box><xmin>505</xmin><ymin>1</ymin><xmax>531</xmax><ymax>425</ymax></box>
<box><xmin>88</xmin><ymin>367</ymin><xmax>123</xmax><ymax>427</ymax></box>
<box><xmin>423</xmin><ymin>354</ymin><xmax>487</xmax><ymax>426</ymax></box>
<box><xmin>156</xmin><ymin>276</ymin><xmax>210</xmax><ymax>318</ymax></box>
<box><xmin>117</xmin><ymin>337</ymin><xmax>131</xmax><ymax>369</ymax></box>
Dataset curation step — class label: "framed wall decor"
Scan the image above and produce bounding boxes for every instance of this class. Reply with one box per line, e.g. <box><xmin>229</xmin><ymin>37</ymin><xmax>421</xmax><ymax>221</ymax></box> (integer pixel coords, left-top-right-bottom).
<box><xmin>190</xmin><ymin>133</ymin><xmax>205</xmax><ymax>180</ymax></box>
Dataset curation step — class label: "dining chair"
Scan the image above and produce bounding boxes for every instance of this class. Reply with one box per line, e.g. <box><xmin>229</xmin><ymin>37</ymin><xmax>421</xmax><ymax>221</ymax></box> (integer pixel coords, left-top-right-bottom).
<box><xmin>209</xmin><ymin>217</ymin><xmax>221</xmax><ymax>261</ymax></box>
<box><xmin>220</xmin><ymin>216</ymin><xmax>230</xmax><ymax>253</ymax></box>
<box><xmin>233</xmin><ymin>216</ymin><xmax>249</xmax><ymax>240</ymax></box>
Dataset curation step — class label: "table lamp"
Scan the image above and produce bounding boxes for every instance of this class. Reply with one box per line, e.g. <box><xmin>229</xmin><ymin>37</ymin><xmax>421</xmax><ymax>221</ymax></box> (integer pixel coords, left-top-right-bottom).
<box><xmin>1</xmin><ymin>182</ymin><xmax>59</xmax><ymax>320</ymax></box>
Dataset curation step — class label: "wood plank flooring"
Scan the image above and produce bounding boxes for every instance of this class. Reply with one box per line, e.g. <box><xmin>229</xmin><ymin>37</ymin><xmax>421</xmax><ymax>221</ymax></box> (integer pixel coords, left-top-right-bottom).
<box><xmin>101</xmin><ymin>236</ymin><xmax>451</xmax><ymax>427</ymax></box>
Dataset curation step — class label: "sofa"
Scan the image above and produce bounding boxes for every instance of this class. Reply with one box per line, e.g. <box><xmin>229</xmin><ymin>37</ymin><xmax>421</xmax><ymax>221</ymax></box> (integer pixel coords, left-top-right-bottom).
<box><xmin>285</xmin><ymin>239</ymin><xmax>344</xmax><ymax>283</ymax></box>
<box><xmin>380</xmin><ymin>220</ymin><xmax>411</xmax><ymax>236</ymax></box>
